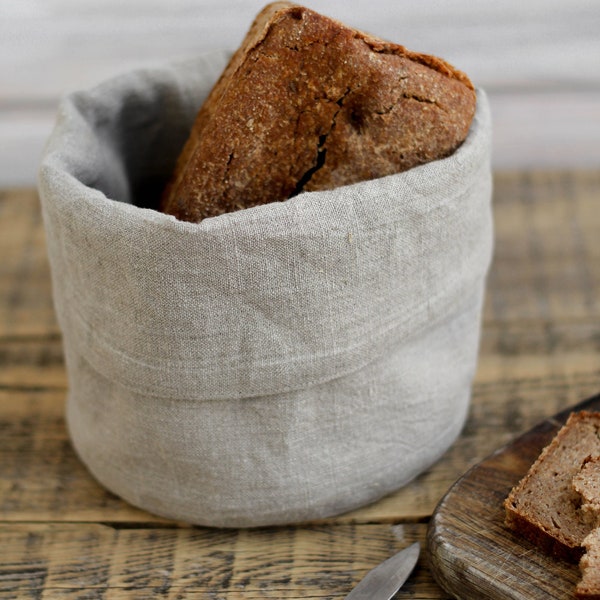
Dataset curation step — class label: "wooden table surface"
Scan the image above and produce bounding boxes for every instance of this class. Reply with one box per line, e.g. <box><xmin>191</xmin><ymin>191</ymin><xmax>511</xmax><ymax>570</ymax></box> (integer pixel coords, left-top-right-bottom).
<box><xmin>4</xmin><ymin>2</ymin><xmax>600</xmax><ymax>186</ymax></box>
<box><xmin>1</xmin><ymin>170</ymin><xmax>600</xmax><ymax>598</ymax></box>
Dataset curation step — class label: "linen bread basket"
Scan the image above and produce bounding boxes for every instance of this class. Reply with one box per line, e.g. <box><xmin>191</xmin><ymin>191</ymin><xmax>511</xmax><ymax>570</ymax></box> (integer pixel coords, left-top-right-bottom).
<box><xmin>38</xmin><ymin>51</ymin><xmax>493</xmax><ymax>528</ymax></box>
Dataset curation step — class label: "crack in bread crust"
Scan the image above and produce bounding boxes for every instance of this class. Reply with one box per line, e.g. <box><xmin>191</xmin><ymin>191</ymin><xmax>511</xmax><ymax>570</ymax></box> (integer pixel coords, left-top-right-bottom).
<box><xmin>161</xmin><ymin>1</ymin><xmax>476</xmax><ymax>222</ymax></box>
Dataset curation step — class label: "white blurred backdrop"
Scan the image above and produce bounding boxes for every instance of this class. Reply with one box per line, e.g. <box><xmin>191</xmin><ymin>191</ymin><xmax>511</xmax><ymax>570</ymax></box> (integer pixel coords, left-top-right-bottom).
<box><xmin>1</xmin><ymin>0</ymin><xmax>600</xmax><ymax>186</ymax></box>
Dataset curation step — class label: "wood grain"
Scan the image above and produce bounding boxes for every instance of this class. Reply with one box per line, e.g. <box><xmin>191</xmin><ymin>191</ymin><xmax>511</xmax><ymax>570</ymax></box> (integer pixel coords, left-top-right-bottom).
<box><xmin>2</xmin><ymin>1</ymin><xmax>600</xmax><ymax>185</ymax></box>
<box><xmin>3</xmin><ymin>171</ymin><xmax>600</xmax><ymax>337</ymax></box>
<box><xmin>484</xmin><ymin>170</ymin><xmax>600</xmax><ymax>323</ymax></box>
<box><xmin>1</xmin><ymin>369</ymin><xmax>599</xmax><ymax>528</ymax></box>
<box><xmin>0</xmin><ymin>522</ymin><xmax>432</xmax><ymax>599</ymax></box>
<box><xmin>0</xmin><ymin>189</ymin><xmax>57</xmax><ymax>337</ymax></box>
<box><xmin>1</xmin><ymin>170</ymin><xmax>600</xmax><ymax>598</ymax></box>
<box><xmin>427</xmin><ymin>393</ymin><xmax>600</xmax><ymax>600</ymax></box>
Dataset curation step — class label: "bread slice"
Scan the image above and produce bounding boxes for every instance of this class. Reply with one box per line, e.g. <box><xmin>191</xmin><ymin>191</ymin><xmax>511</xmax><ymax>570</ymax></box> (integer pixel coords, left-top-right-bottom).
<box><xmin>161</xmin><ymin>1</ymin><xmax>477</xmax><ymax>222</ymax></box>
<box><xmin>574</xmin><ymin>455</ymin><xmax>600</xmax><ymax>529</ymax></box>
<box><xmin>504</xmin><ymin>411</ymin><xmax>600</xmax><ymax>562</ymax></box>
<box><xmin>576</xmin><ymin>528</ymin><xmax>600</xmax><ymax>599</ymax></box>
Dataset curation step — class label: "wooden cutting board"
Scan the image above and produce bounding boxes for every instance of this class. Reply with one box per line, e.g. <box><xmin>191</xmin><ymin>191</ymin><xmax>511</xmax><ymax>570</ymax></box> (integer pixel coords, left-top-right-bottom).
<box><xmin>427</xmin><ymin>392</ymin><xmax>600</xmax><ymax>599</ymax></box>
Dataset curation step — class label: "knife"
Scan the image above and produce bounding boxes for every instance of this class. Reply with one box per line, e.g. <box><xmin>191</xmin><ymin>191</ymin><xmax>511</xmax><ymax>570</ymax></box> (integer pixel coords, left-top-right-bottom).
<box><xmin>344</xmin><ymin>541</ymin><xmax>420</xmax><ymax>599</ymax></box>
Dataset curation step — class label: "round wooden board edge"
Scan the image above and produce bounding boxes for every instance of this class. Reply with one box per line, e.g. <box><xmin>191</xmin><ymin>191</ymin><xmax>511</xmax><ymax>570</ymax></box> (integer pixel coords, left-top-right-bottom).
<box><xmin>426</xmin><ymin>391</ymin><xmax>600</xmax><ymax>600</ymax></box>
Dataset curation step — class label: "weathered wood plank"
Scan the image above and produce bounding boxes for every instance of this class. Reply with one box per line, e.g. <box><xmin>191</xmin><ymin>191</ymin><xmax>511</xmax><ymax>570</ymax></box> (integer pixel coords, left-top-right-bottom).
<box><xmin>2</xmin><ymin>171</ymin><xmax>600</xmax><ymax>338</ymax></box>
<box><xmin>0</xmin><ymin>522</ymin><xmax>439</xmax><ymax>599</ymax></box>
<box><xmin>346</xmin><ymin>368</ymin><xmax>600</xmax><ymax>525</ymax></box>
<box><xmin>2</xmin><ymin>316</ymin><xmax>600</xmax><ymax>391</ymax></box>
<box><xmin>0</xmin><ymin>336</ymin><xmax>66</xmax><ymax>389</ymax></box>
<box><xmin>0</xmin><ymin>169</ymin><xmax>597</xmax><ymax>600</ymax></box>
<box><xmin>2</xmin><ymin>349</ymin><xmax>599</xmax><ymax>527</ymax></box>
<box><xmin>484</xmin><ymin>170</ymin><xmax>600</xmax><ymax>323</ymax></box>
<box><xmin>1</xmin><ymin>168</ymin><xmax>599</xmax><ymax>599</ymax></box>
<box><xmin>0</xmin><ymin>389</ymin><xmax>165</xmax><ymax>525</ymax></box>
<box><xmin>1</xmin><ymin>170</ymin><xmax>600</xmax><ymax>528</ymax></box>
<box><xmin>0</xmin><ymin>189</ymin><xmax>57</xmax><ymax>338</ymax></box>
<box><xmin>1</xmin><ymin>318</ymin><xmax>599</xmax><ymax>397</ymax></box>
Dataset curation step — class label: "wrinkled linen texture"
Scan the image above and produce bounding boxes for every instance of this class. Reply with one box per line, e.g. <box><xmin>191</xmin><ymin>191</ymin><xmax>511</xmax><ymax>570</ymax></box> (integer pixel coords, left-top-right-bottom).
<box><xmin>38</xmin><ymin>51</ymin><xmax>493</xmax><ymax>528</ymax></box>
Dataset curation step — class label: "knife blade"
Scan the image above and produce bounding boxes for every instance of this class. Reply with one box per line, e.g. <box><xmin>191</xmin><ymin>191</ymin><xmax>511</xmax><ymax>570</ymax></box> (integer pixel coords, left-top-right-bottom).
<box><xmin>343</xmin><ymin>542</ymin><xmax>420</xmax><ymax>600</ymax></box>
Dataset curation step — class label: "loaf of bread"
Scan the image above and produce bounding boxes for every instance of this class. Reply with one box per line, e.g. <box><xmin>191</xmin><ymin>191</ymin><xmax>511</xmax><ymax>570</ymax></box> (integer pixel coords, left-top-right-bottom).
<box><xmin>161</xmin><ymin>1</ymin><xmax>477</xmax><ymax>222</ymax></box>
<box><xmin>577</xmin><ymin>528</ymin><xmax>600</xmax><ymax>600</ymax></box>
<box><xmin>504</xmin><ymin>411</ymin><xmax>600</xmax><ymax>562</ymax></box>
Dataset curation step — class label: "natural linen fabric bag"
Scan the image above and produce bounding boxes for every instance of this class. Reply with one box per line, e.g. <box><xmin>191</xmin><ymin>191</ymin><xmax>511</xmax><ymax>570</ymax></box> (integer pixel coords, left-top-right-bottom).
<box><xmin>38</xmin><ymin>51</ymin><xmax>493</xmax><ymax>528</ymax></box>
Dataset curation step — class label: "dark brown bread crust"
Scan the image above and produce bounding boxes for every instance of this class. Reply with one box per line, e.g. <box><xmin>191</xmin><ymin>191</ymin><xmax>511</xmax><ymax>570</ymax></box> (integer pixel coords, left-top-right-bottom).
<box><xmin>504</xmin><ymin>411</ymin><xmax>600</xmax><ymax>563</ymax></box>
<box><xmin>161</xmin><ymin>1</ymin><xmax>477</xmax><ymax>222</ymax></box>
